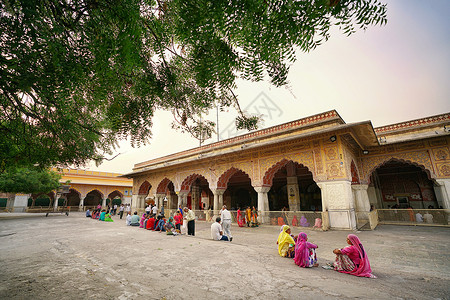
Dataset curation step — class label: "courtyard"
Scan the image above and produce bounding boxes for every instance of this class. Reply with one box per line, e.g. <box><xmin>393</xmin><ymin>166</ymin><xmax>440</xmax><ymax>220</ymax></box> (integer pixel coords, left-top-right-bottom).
<box><xmin>0</xmin><ymin>212</ymin><xmax>448</xmax><ymax>300</ymax></box>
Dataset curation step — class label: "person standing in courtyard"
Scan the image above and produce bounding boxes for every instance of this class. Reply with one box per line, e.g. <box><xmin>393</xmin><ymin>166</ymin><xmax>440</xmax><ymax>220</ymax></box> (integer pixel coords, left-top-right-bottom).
<box><xmin>220</xmin><ymin>205</ymin><xmax>233</xmax><ymax>241</ymax></box>
<box><xmin>246</xmin><ymin>206</ymin><xmax>252</xmax><ymax>227</ymax></box>
<box><xmin>119</xmin><ymin>204</ymin><xmax>124</xmax><ymax>219</ymax></box>
<box><xmin>211</xmin><ymin>217</ymin><xmax>229</xmax><ymax>241</ymax></box>
<box><xmin>125</xmin><ymin>203</ymin><xmax>131</xmax><ymax>216</ymax></box>
<box><xmin>174</xmin><ymin>211</ymin><xmax>183</xmax><ymax>231</ymax></box>
<box><xmin>113</xmin><ymin>204</ymin><xmax>118</xmax><ymax>215</ymax></box>
<box><xmin>152</xmin><ymin>204</ymin><xmax>158</xmax><ymax>216</ymax></box>
<box><xmin>184</xmin><ymin>207</ymin><xmax>196</xmax><ymax>236</ymax></box>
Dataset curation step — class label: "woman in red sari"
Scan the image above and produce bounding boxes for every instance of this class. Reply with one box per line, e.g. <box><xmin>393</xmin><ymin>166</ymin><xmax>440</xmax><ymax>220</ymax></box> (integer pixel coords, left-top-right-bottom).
<box><xmin>236</xmin><ymin>207</ymin><xmax>245</xmax><ymax>227</ymax></box>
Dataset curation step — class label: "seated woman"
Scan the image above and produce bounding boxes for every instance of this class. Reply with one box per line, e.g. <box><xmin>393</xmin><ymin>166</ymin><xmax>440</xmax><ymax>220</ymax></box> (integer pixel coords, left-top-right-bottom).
<box><xmin>139</xmin><ymin>213</ymin><xmax>146</xmax><ymax>228</ymax></box>
<box><xmin>300</xmin><ymin>215</ymin><xmax>309</xmax><ymax>227</ymax></box>
<box><xmin>85</xmin><ymin>209</ymin><xmax>92</xmax><ymax>218</ymax></box>
<box><xmin>146</xmin><ymin>214</ymin><xmax>156</xmax><ymax>230</ymax></box>
<box><xmin>294</xmin><ymin>232</ymin><xmax>318</xmax><ymax>268</ymax></box>
<box><xmin>154</xmin><ymin>216</ymin><xmax>166</xmax><ymax>231</ymax></box>
<box><xmin>99</xmin><ymin>210</ymin><xmax>106</xmax><ymax>221</ymax></box>
<box><xmin>277</xmin><ymin>225</ymin><xmax>296</xmax><ymax>258</ymax></box>
<box><xmin>105</xmin><ymin>212</ymin><xmax>114</xmax><ymax>222</ymax></box>
<box><xmin>165</xmin><ymin>217</ymin><xmax>177</xmax><ymax>234</ymax></box>
<box><xmin>332</xmin><ymin>234</ymin><xmax>376</xmax><ymax>278</ymax></box>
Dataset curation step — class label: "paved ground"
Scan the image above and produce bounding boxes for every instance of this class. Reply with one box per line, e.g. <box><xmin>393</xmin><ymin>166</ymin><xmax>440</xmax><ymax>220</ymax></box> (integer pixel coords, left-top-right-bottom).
<box><xmin>0</xmin><ymin>212</ymin><xmax>448</xmax><ymax>300</ymax></box>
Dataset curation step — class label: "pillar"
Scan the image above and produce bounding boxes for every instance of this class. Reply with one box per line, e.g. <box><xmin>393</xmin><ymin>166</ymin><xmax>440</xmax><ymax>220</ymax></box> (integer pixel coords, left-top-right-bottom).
<box><xmin>211</xmin><ymin>189</ymin><xmax>225</xmax><ymax>218</ymax></box>
<box><xmin>131</xmin><ymin>194</ymin><xmax>139</xmax><ymax>211</ymax></box>
<box><xmin>101</xmin><ymin>197</ymin><xmax>106</xmax><ymax>208</ymax></box>
<box><xmin>286</xmin><ymin>176</ymin><xmax>300</xmax><ymax>211</ymax></box>
<box><xmin>177</xmin><ymin>192</ymin><xmax>188</xmax><ymax>208</ymax></box>
<box><xmin>435</xmin><ymin>179</ymin><xmax>450</xmax><ymax>209</ymax></box>
<box><xmin>79</xmin><ymin>194</ymin><xmax>86</xmax><ymax>211</ymax></box>
<box><xmin>253</xmin><ymin>186</ymin><xmax>270</xmax><ymax>224</ymax></box>
<box><xmin>317</xmin><ymin>181</ymin><xmax>356</xmax><ymax>230</ymax></box>
<box><xmin>352</xmin><ymin>184</ymin><xmax>371</xmax><ymax>212</ymax></box>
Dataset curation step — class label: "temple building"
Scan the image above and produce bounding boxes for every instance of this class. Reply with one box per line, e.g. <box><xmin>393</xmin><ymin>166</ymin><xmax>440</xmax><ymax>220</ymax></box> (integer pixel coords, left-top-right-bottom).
<box><xmin>125</xmin><ymin>110</ymin><xmax>450</xmax><ymax>230</ymax></box>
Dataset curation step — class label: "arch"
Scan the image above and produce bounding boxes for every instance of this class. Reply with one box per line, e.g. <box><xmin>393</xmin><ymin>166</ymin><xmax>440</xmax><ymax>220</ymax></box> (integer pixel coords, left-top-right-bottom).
<box><xmin>262</xmin><ymin>159</ymin><xmax>314</xmax><ymax>187</ymax></box>
<box><xmin>85</xmin><ymin>189</ymin><xmax>104</xmax><ymax>199</ymax></box>
<box><xmin>217</xmin><ymin>167</ymin><xmax>252</xmax><ymax>189</ymax></box>
<box><xmin>138</xmin><ymin>181</ymin><xmax>152</xmax><ymax>195</ymax></box>
<box><xmin>366</xmin><ymin>158</ymin><xmax>434</xmax><ymax>184</ymax></box>
<box><xmin>108</xmin><ymin>190</ymin><xmax>123</xmax><ymax>199</ymax></box>
<box><xmin>351</xmin><ymin>160</ymin><xmax>360</xmax><ymax>185</ymax></box>
<box><xmin>156</xmin><ymin>178</ymin><xmax>173</xmax><ymax>194</ymax></box>
<box><xmin>66</xmin><ymin>188</ymin><xmax>81</xmax><ymax>206</ymax></box>
<box><xmin>180</xmin><ymin>173</ymin><xmax>209</xmax><ymax>193</ymax></box>
<box><xmin>84</xmin><ymin>189</ymin><xmax>104</xmax><ymax>206</ymax></box>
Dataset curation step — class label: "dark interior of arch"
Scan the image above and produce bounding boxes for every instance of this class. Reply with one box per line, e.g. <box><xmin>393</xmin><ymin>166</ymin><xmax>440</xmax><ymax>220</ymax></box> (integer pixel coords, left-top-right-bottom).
<box><xmin>84</xmin><ymin>190</ymin><xmax>103</xmax><ymax>206</ymax></box>
<box><xmin>223</xmin><ymin>170</ymin><xmax>256</xmax><ymax>210</ymax></box>
<box><xmin>269</xmin><ymin>161</ymin><xmax>321</xmax><ymax>211</ymax></box>
<box><xmin>370</xmin><ymin>160</ymin><xmax>438</xmax><ymax>209</ymax></box>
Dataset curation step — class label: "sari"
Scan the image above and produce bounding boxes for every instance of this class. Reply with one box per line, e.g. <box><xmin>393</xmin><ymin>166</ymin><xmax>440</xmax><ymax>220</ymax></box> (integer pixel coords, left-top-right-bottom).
<box><xmin>146</xmin><ymin>217</ymin><xmax>156</xmax><ymax>230</ymax></box>
<box><xmin>292</xmin><ymin>215</ymin><xmax>298</xmax><ymax>227</ymax></box>
<box><xmin>105</xmin><ymin>213</ymin><xmax>114</xmax><ymax>222</ymax></box>
<box><xmin>139</xmin><ymin>214</ymin><xmax>146</xmax><ymax>228</ymax></box>
<box><xmin>277</xmin><ymin>226</ymin><xmax>295</xmax><ymax>257</ymax></box>
<box><xmin>300</xmin><ymin>215</ymin><xmax>309</xmax><ymax>227</ymax></box>
<box><xmin>99</xmin><ymin>211</ymin><xmax>106</xmax><ymax>221</ymax></box>
<box><xmin>277</xmin><ymin>217</ymin><xmax>285</xmax><ymax>226</ymax></box>
<box><xmin>237</xmin><ymin>209</ymin><xmax>245</xmax><ymax>227</ymax></box>
<box><xmin>165</xmin><ymin>217</ymin><xmax>175</xmax><ymax>231</ymax></box>
<box><xmin>251</xmin><ymin>207</ymin><xmax>258</xmax><ymax>226</ymax></box>
<box><xmin>246</xmin><ymin>208</ymin><xmax>252</xmax><ymax>225</ymax></box>
<box><xmin>335</xmin><ymin>234</ymin><xmax>376</xmax><ymax>278</ymax></box>
<box><xmin>294</xmin><ymin>232</ymin><xmax>317</xmax><ymax>268</ymax></box>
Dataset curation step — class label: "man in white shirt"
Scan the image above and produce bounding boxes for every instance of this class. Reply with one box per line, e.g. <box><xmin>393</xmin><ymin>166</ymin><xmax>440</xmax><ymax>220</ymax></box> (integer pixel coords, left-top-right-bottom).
<box><xmin>220</xmin><ymin>205</ymin><xmax>233</xmax><ymax>242</ymax></box>
<box><xmin>423</xmin><ymin>212</ymin><xmax>433</xmax><ymax>224</ymax></box>
<box><xmin>183</xmin><ymin>207</ymin><xmax>196</xmax><ymax>236</ymax></box>
<box><xmin>113</xmin><ymin>204</ymin><xmax>118</xmax><ymax>215</ymax></box>
<box><xmin>152</xmin><ymin>205</ymin><xmax>158</xmax><ymax>215</ymax></box>
<box><xmin>145</xmin><ymin>204</ymin><xmax>151</xmax><ymax>214</ymax></box>
<box><xmin>119</xmin><ymin>204</ymin><xmax>125</xmax><ymax>219</ymax></box>
<box><xmin>211</xmin><ymin>217</ymin><xmax>229</xmax><ymax>241</ymax></box>
<box><xmin>415</xmin><ymin>212</ymin><xmax>423</xmax><ymax>223</ymax></box>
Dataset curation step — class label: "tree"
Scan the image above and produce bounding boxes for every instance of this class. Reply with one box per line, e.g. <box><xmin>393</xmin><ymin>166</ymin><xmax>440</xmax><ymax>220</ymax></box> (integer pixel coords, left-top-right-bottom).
<box><xmin>0</xmin><ymin>167</ymin><xmax>62</xmax><ymax>205</ymax></box>
<box><xmin>0</xmin><ymin>0</ymin><xmax>387</xmax><ymax>170</ymax></box>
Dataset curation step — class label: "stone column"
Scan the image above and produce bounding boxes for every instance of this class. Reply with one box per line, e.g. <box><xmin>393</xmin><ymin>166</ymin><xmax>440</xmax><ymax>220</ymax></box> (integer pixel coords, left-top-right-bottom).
<box><xmin>352</xmin><ymin>184</ymin><xmax>371</xmax><ymax>212</ymax></box>
<box><xmin>435</xmin><ymin>179</ymin><xmax>450</xmax><ymax>209</ymax></box>
<box><xmin>253</xmin><ymin>186</ymin><xmax>271</xmax><ymax>224</ymax></box>
<box><xmin>177</xmin><ymin>192</ymin><xmax>188</xmax><ymax>208</ymax></box>
<box><xmin>211</xmin><ymin>189</ymin><xmax>225</xmax><ymax>218</ymax></box>
<box><xmin>131</xmin><ymin>194</ymin><xmax>139</xmax><ymax>211</ymax></box>
<box><xmin>79</xmin><ymin>194</ymin><xmax>86</xmax><ymax>211</ymax></box>
<box><xmin>286</xmin><ymin>176</ymin><xmax>300</xmax><ymax>211</ymax></box>
<box><xmin>101</xmin><ymin>197</ymin><xmax>107</xmax><ymax>208</ymax></box>
<box><xmin>317</xmin><ymin>181</ymin><xmax>356</xmax><ymax>230</ymax></box>
<box><xmin>53</xmin><ymin>193</ymin><xmax>60</xmax><ymax>212</ymax></box>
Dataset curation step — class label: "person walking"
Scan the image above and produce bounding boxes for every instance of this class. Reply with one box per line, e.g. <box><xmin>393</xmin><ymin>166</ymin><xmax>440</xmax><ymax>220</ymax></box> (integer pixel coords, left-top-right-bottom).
<box><xmin>119</xmin><ymin>204</ymin><xmax>124</xmax><ymax>219</ymax></box>
<box><xmin>183</xmin><ymin>207</ymin><xmax>196</xmax><ymax>236</ymax></box>
<box><xmin>125</xmin><ymin>203</ymin><xmax>131</xmax><ymax>216</ymax></box>
<box><xmin>113</xmin><ymin>204</ymin><xmax>118</xmax><ymax>215</ymax></box>
<box><xmin>220</xmin><ymin>205</ymin><xmax>233</xmax><ymax>242</ymax></box>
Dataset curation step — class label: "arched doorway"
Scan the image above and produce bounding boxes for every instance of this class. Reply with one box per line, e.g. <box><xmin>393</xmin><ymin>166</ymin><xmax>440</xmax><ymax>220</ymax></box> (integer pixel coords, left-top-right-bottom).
<box><xmin>138</xmin><ymin>181</ymin><xmax>152</xmax><ymax>209</ymax></box>
<box><xmin>84</xmin><ymin>190</ymin><xmax>103</xmax><ymax>206</ymax></box>
<box><xmin>180</xmin><ymin>174</ymin><xmax>212</xmax><ymax>210</ymax></box>
<box><xmin>66</xmin><ymin>189</ymin><xmax>81</xmax><ymax>206</ymax></box>
<box><xmin>108</xmin><ymin>190</ymin><xmax>123</xmax><ymax>206</ymax></box>
<box><xmin>156</xmin><ymin>178</ymin><xmax>178</xmax><ymax>209</ymax></box>
<box><xmin>219</xmin><ymin>168</ymin><xmax>256</xmax><ymax>210</ymax></box>
<box><xmin>264</xmin><ymin>160</ymin><xmax>321</xmax><ymax>211</ymax></box>
<box><xmin>369</xmin><ymin>160</ymin><xmax>437</xmax><ymax>209</ymax></box>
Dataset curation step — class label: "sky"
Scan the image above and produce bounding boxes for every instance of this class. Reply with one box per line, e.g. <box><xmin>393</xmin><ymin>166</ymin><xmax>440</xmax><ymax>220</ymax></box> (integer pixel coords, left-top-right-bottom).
<box><xmin>89</xmin><ymin>0</ymin><xmax>450</xmax><ymax>174</ymax></box>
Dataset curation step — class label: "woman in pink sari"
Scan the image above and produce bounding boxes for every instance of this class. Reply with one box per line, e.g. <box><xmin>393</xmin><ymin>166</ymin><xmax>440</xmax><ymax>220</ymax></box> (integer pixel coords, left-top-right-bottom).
<box><xmin>294</xmin><ymin>232</ymin><xmax>318</xmax><ymax>268</ymax></box>
<box><xmin>139</xmin><ymin>213</ymin><xmax>146</xmax><ymax>228</ymax></box>
<box><xmin>332</xmin><ymin>234</ymin><xmax>376</xmax><ymax>278</ymax></box>
<box><xmin>237</xmin><ymin>208</ymin><xmax>245</xmax><ymax>227</ymax></box>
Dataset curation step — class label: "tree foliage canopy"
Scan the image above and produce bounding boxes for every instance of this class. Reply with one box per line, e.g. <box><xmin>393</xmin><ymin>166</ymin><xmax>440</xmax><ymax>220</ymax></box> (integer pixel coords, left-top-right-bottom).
<box><xmin>0</xmin><ymin>0</ymin><xmax>387</xmax><ymax>170</ymax></box>
<box><xmin>0</xmin><ymin>167</ymin><xmax>61</xmax><ymax>194</ymax></box>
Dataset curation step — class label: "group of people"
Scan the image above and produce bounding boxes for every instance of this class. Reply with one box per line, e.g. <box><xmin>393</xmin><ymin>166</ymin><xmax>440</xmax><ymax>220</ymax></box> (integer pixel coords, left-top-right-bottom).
<box><xmin>211</xmin><ymin>205</ymin><xmax>233</xmax><ymax>241</ymax></box>
<box><xmin>126</xmin><ymin>206</ymin><xmax>197</xmax><ymax>236</ymax></box>
<box><xmin>277</xmin><ymin>225</ymin><xmax>376</xmax><ymax>278</ymax></box>
<box><xmin>85</xmin><ymin>208</ymin><xmax>114</xmax><ymax>222</ymax></box>
<box><xmin>236</xmin><ymin>206</ymin><xmax>258</xmax><ymax>227</ymax></box>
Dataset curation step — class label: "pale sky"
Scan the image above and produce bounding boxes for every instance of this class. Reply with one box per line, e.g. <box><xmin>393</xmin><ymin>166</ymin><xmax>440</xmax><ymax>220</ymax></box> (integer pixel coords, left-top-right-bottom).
<box><xmin>89</xmin><ymin>0</ymin><xmax>450</xmax><ymax>174</ymax></box>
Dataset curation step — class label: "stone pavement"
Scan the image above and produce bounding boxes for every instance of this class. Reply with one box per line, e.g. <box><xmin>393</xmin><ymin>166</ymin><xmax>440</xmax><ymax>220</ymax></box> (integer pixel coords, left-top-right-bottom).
<box><xmin>0</xmin><ymin>212</ymin><xmax>448</xmax><ymax>300</ymax></box>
